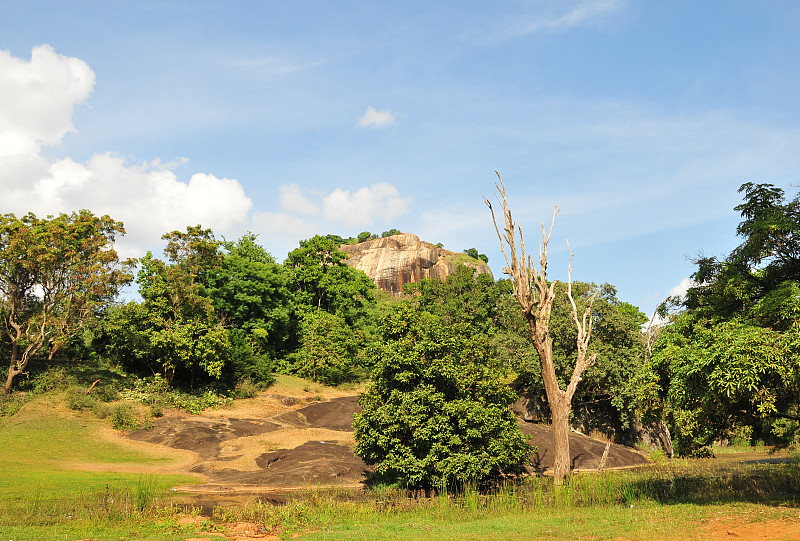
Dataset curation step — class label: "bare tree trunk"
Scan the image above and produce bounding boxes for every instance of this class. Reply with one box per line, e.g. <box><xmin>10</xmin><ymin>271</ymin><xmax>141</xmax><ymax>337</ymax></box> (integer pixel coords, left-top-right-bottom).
<box><xmin>5</xmin><ymin>343</ymin><xmax>21</xmax><ymax>394</ymax></box>
<box><xmin>4</xmin><ymin>368</ymin><xmax>15</xmax><ymax>395</ymax></box>
<box><xmin>550</xmin><ymin>393</ymin><xmax>572</xmax><ymax>481</ymax></box>
<box><xmin>486</xmin><ymin>171</ymin><xmax>597</xmax><ymax>486</ymax></box>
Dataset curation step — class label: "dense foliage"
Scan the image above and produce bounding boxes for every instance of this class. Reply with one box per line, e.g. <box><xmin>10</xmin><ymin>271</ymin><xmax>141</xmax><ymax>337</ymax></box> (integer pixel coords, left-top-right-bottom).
<box><xmin>649</xmin><ymin>183</ymin><xmax>800</xmax><ymax>454</ymax></box>
<box><xmin>0</xmin><ymin>208</ymin><xmax>657</xmax><ymax>481</ymax></box>
<box><xmin>0</xmin><ymin>211</ymin><xmax>132</xmax><ymax>393</ymax></box>
<box><xmin>354</xmin><ymin>304</ymin><xmax>530</xmax><ymax>488</ymax></box>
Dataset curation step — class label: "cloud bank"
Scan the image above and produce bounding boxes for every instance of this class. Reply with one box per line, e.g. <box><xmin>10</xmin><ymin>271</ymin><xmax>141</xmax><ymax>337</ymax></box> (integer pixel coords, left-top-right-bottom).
<box><xmin>0</xmin><ymin>45</ymin><xmax>253</xmax><ymax>258</ymax></box>
<box><xmin>0</xmin><ymin>45</ymin><xmax>414</xmax><ymax>261</ymax></box>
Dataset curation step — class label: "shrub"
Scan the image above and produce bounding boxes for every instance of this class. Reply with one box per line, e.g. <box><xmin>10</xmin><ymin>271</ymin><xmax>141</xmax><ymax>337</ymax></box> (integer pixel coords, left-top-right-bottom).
<box><xmin>171</xmin><ymin>389</ymin><xmax>232</xmax><ymax>414</ymax></box>
<box><xmin>234</xmin><ymin>378</ymin><xmax>262</xmax><ymax>399</ymax></box>
<box><xmin>287</xmin><ymin>310</ymin><xmax>360</xmax><ymax>385</ymax></box>
<box><xmin>26</xmin><ymin>366</ymin><xmax>74</xmax><ymax>394</ymax></box>
<box><xmin>92</xmin><ymin>383</ymin><xmax>119</xmax><ymax>403</ymax></box>
<box><xmin>354</xmin><ymin>305</ymin><xmax>531</xmax><ymax>489</ymax></box>
<box><xmin>92</xmin><ymin>402</ymin><xmax>111</xmax><ymax>419</ymax></box>
<box><xmin>67</xmin><ymin>389</ymin><xmax>97</xmax><ymax>411</ymax></box>
<box><xmin>110</xmin><ymin>403</ymin><xmax>140</xmax><ymax>431</ymax></box>
<box><xmin>228</xmin><ymin>329</ymin><xmax>275</xmax><ymax>386</ymax></box>
<box><xmin>0</xmin><ymin>393</ymin><xmax>27</xmax><ymax>418</ymax></box>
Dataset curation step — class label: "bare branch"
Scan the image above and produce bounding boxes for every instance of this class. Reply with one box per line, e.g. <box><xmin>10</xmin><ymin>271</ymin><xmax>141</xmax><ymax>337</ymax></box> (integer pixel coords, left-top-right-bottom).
<box><xmin>487</xmin><ymin>173</ymin><xmax>598</xmax><ymax>485</ymax></box>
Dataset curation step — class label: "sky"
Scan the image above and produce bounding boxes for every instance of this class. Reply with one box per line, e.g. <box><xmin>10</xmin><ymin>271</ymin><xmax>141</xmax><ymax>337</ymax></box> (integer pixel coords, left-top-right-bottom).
<box><xmin>1</xmin><ymin>1</ymin><xmax>799</xmax><ymax>316</ymax></box>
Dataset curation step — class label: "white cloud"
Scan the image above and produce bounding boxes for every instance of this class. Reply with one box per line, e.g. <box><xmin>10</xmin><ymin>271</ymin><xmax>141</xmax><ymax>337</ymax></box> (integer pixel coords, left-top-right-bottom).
<box><xmin>323</xmin><ymin>183</ymin><xmax>411</xmax><ymax>227</ymax></box>
<box><xmin>480</xmin><ymin>0</ymin><xmax>625</xmax><ymax>41</ymax></box>
<box><xmin>667</xmin><ymin>277</ymin><xmax>694</xmax><ymax>300</ymax></box>
<box><xmin>250</xmin><ymin>210</ymin><xmax>320</xmax><ymax>259</ymax></box>
<box><xmin>2</xmin><ymin>152</ymin><xmax>253</xmax><ymax>258</ymax></box>
<box><xmin>357</xmin><ymin>106</ymin><xmax>395</xmax><ymax>128</ymax></box>
<box><xmin>0</xmin><ymin>44</ymin><xmax>95</xmax><ymax>156</ymax></box>
<box><xmin>0</xmin><ymin>45</ymin><xmax>253</xmax><ymax>259</ymax></box>
<box><xmin>645</xmin><ymin>277</ymin><xmax>695</xmax><ymax>327</ymax></box>
<box><xmin>248</xmin><ymin>182</ymin><xmax>413</xmax><ymax>258</ymax></box>
<box><xmin>280</xmin><ymin>183</ymin><xmax>320</xmax><ymax>215</ymax></box>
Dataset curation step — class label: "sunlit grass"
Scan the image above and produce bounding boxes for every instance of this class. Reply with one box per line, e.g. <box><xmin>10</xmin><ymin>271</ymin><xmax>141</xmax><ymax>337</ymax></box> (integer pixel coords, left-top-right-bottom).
<box><xmin>207</xmin><ymin>455</ymin><xmax>800</xmax><ymax>539</ymax></box>
<box><xmin>3</xmin><ymin>391</ymin><xmax>799</xmax><ymax>540</ymax></box>
<box><xmin>0</xmin><ymin>396</ymin><xmax>199</xmax><ymax>539</ymax></box>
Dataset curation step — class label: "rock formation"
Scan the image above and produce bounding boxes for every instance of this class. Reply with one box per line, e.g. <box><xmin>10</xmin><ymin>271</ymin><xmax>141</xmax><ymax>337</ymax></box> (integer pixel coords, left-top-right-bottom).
<box><xmin>340</xmin><ymin>233</ymin><xmax>493</xmax><ymax>294</ymax></box>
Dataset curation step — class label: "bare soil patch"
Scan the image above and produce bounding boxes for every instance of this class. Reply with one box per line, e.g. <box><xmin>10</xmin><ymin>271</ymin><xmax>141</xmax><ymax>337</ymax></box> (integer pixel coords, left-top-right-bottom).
<box><xmin>124</xmin><ymin>392</ymin><xmax>648</xmax><ymax>504</ymax></box>
<box><xmin>702</xmin><ymin>516</ymin><xmax>800</xmax><ymax>540</ymax></box>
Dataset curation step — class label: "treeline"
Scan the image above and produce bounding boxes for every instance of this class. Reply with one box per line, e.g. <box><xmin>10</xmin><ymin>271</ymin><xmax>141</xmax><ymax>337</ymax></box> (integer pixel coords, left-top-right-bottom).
<box><xmin>2</xmin><ymin>181</ymin><xmax>798</xmax><ymax>463</ymax></box>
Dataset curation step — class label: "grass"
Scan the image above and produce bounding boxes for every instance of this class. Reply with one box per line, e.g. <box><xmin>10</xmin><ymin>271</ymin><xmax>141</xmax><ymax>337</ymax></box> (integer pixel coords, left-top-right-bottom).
<box><xmin>0</xmin><ymin>397</ymin><xmax>200</xmax><ymax>540</ymax></box>
<box><xmin>205</xmin><ymin>456</ymin><xmax>800</xmax><ymax>540</ymax></box>
<box><xmin>2</xmin><ymin>386</ymin><xmax>799</xmax><ymax>540</ymax></box>
<box><xmin>270</xmin><ymin>373</ymin><xmax>365</xmax><ymax>398</ymax></box>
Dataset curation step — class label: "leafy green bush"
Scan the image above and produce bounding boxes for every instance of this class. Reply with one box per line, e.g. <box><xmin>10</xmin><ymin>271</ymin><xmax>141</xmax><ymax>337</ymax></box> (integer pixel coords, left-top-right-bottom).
<box><xmin>110</xmin><ymin>403</ymin><xmax>140</xmax><ymax>431</ymax></box>
<box><xmin>92</xmin><ymin>402</ymin><xmax>111</xmax><ymax>419</ymax></box>
<box><xmin>354</xmin><ymin>304</ymin><xmax>531</xmax><ymax>489</ymax></box>
<box><xmin>92</xmin><ymin>383</ymin><xmax>119</xmax><ymax>402</ymax></box>
<box><xmin>0</xmin><ymin>393</ymin><xmax>27</xmax><ymax>418</ymax></box>
<box><xmin>25</xmin><ymin>366</ymin><xmax>75</xmax><ymax>394</ymax></box>
<box><xmin>171</xmin><ymin>389</ymin><xmax>232</xmax><ymax>414</ymax></box>
<box><xmin>67</xmin><ymin>389</ymin><xmax>97</xmax><ymax>411</ymax></box>
<box><xmin>227</xmin><ymin>329</ymin><xmax>275</xmax><ymax>386</ymax></box>
<box><xmin>118</xmin><ymin>375</ymin><xmax>170</xmax><ymax>405</ymax></box>
<box><xmin>287</xmin><ymin>310</ymin><xmax>361</xmax><ymax>385</ymax></box>
<box><xmin>233</xmin><ymin>378</ymin><xmax>262</xmax><ymax>399</ymax></box>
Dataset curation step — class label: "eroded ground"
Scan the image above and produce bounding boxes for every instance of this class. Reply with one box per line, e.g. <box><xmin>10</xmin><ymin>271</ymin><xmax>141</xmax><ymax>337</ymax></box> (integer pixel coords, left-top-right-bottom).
<box><xmin>125</xmin><ymin>391</ymin><xmax>648</xmax><ymax>501</ymax></box>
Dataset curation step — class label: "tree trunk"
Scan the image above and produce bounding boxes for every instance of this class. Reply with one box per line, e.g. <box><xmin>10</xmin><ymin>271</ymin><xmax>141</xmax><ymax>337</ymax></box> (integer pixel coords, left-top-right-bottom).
<box><xmin>4</xmin><ymin>368</ymin><xmax>15</xmax><ymax>394</ymax></box>
<box><xmin>656</xmin><ymin>420</ymin><xmax>674</xmax><ymax>458</ymax></box>
<box><xmin>5</xmin><ymin>343</ymin><xmax>21</xmax><ymax>394</ymax></box>
<box><xmin>550</xmin><ymin>394</ymin><xmax>571</xmax><ymax>484</ymax></box>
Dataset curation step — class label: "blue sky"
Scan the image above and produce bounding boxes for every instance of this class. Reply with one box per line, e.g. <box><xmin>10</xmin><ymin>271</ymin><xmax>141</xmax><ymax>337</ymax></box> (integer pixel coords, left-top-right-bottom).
<box><xmin>1</xmin><ymin>1</ymin><xmax>799</xmax><ymax>316</ymax></box>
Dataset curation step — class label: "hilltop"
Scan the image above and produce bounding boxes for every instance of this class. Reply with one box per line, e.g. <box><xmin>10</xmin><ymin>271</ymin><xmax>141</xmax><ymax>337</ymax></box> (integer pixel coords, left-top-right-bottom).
<box><xmin>340</xmin><ymin>233</ymin><xmax>493</xmax><ymax>294</ymax></box>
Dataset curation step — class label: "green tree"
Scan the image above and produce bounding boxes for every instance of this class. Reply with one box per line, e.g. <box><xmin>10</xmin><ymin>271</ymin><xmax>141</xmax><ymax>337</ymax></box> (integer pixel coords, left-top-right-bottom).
<box><xmin>287</xmin><ymin>310</ymin><xmax>360</xmax><ymax>385</ymax></box>
<box><xmin>106</xmin><ymin>227</ymin><xmax>230</xmax><ymax>387</ymax></box>
<box><xmin>0</xmin><ymin>211</ymin><xmax>132</xmax><ymax>393</ymax></box>
<box><xmin>207</xmin><ymin>233</ymin><xmax>291</xmax><ymax>363</ymax></box>
<box><xmin>463</xmin><ymin>247</ymin><xmax>489</xmax><ymax>264</ymax></box>
<box><xmin>507</xmin><ymin>282</ymin><xmax>648</xmax><ymax>439</ymax></box>
<box><xmin>284</xmin><ymin>235</ymin><xmax>376</xmax><ymax>324</ymax></box>
<box><xmin>381</xmin><ymin>228</ymin><xmax>401</xmax><ymax>237</ymax></box>
<box><xmin>650</xmin><ymin>182</ymin><xmax>800</xmax><ymax>454</ymax></box>
<box><xmin>403</xmin><ymin>264</ymin><xmax>506</xmax><ymax>336</ymax></box>
<box><xmin>354</xmin><ymin>304</ymin><xmax>530</xmax><ymax>488</ymax></box>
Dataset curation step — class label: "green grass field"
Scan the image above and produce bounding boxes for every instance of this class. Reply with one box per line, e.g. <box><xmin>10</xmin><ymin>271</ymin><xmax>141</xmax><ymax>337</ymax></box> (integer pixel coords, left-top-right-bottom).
<box><xmin>0</xmin><ymin>398</ymin><xmax>200</xmax><ymax>540</ymax></box>
<box><xmin>1</xmin><ymin>392</ymin><xmax>798</xmax><ymax>541</ymax></box>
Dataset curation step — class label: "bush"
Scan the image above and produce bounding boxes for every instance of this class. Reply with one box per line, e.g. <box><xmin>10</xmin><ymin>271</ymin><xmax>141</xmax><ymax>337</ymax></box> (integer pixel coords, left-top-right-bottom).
<box><xmin>110</xmin><ymin>403</ymin><xmax>140</xmax><ymax>431</ymax></box>
<box><xmin>92</xmin><ymin>402</ymin><xmax>111</xmax><ymax>419</ymax></box>
<box><xmin>67</xmin><ymin>389</ymin><xmax>97</xmax><ymax>411</ymax></box>
<box><xmin>26</xmin><ymin>366</ymin><xmax>74</xmax><ymax>394</ymax></box>
<box><xmin>0</xmin><ymin>393</ymin><xmax>27</xmax><ymax>418</ymax></box>
<box><xmin>92</xmin><ymin>383</ymin><xmax>119</xmax><ymax>403</ymax></box>
<box><xmin>287</xmin><ymin>310</ymin><xmax>360</xmax><ymax>385</ymax></box>
<box><xmin>228</xmin><ymin>330</ymin><xmax>275</xmax><ymax>386</ymax></box>
<box><xmin>354</xmin><ymin>305</ymin><xmax>531</xmax><ymax>489</ymax></box>
<box><xmin>234</xmin><ymin>378</ymin><xmax>262</xmax><ymax>399</ymax></box>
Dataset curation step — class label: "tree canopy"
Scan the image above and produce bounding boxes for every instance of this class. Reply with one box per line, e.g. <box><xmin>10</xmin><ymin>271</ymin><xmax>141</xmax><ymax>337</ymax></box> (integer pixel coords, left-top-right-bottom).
<box><xmin>354</xmin><ymin>304</ymin><xmax>530</xmax><ymax>488</ymax></box>
<box><xmin>0</xmin><ymin>211</ymin><xmax>132</xmax><ymax>393</ymax></box>
<box><xmin>650</xmin><ymin>182</ymin><xmax>800</xmax><ymax>454</ymax></box>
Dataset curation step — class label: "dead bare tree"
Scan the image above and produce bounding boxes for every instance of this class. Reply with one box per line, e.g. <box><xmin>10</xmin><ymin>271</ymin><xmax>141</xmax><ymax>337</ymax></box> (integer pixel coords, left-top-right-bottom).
<box><xmin>485</xmin><ymin>170</ymin><xmax>597</xmax><ymax>485</ymax></box>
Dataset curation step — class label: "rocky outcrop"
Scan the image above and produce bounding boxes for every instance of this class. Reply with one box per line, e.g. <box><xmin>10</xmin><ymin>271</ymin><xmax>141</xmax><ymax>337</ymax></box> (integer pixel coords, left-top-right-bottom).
<box><xmin>340</xmin><ymin>233</ymin><xmax>493</xmax><ymax>294</ymax></box>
